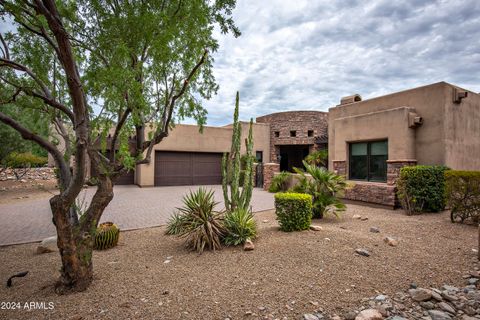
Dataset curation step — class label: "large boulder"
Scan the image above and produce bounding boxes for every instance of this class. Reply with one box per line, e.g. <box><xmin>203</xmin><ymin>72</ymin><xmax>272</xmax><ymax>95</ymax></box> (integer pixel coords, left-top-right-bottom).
<box><xmin>36</xmin><ymin>236</ymin><xmax>58</xmax><ymax>254</ymax></box>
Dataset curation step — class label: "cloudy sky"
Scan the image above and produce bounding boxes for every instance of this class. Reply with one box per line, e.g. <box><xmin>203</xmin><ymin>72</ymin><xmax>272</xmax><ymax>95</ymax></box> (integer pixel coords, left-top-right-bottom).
<box><xmin>200</xmin><ymin>0</ymin><xmax>480</xmax><ymax>125</ymax></box>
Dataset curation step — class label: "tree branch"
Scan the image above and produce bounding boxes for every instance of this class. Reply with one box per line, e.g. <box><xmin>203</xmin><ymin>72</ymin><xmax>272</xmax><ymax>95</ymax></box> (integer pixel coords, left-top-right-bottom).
<box><xmin>136</xmin><ymin>50</ymin><xmax>208</xmax><ymax>165</ymax></box>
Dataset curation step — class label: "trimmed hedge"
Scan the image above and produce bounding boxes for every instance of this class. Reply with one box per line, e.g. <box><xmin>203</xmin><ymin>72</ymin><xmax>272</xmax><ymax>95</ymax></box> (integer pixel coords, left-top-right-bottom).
<box><xmin>274</xmin><ymin>192</ymin><xmax>313</xmax><ymax>232</ymax></box>
<box><xmin>397</xmin><ymin>165</ymin><xmax>448</xmax><ymax>215</ymax></box>
<box><xmin>445</xmin><ymin>170</ymin><xmax>480</xmax><ymax>223</ymax></box>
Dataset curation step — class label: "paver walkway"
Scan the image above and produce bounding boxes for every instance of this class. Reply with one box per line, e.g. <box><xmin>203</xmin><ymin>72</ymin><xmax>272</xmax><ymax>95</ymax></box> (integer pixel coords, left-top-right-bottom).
<box><xmin>0</xmin><ymin>185</ymin><xmax>274</xmax><ymax>246</ymax></box>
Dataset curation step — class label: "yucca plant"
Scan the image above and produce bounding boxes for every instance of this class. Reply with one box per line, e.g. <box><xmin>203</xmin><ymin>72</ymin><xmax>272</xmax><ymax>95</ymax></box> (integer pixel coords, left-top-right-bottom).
<box><xmin>177</xmin><ymin>188</ymin><xmax>226</xmax><ymax>253</ymax></box>
<box><xmin>293</xmin><ymin>161</ymin><xmax>347</xmax><ymax>218</ymax></box>
<box><xmin>223</xmin><ymin>208</ymin><xmax>257</xmax><ymax>246</ymax></box>
<box><xmin>165</xmin><ymin>211</ymin><xmax>187</xmax><ymax>235</ymax></box>
<box><xmin>268</xmin><ymin>171</ymin><xmax>291</xmax><ymax>193</ymax></box>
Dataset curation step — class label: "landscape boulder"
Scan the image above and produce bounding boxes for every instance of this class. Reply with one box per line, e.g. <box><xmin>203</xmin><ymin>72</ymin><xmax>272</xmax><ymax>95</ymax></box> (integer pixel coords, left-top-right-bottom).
<box><xmin>36</xmin><ymin>236</ymin><xmax>58</xmax><ymax>254</ymax></box>
<box><xmin>354</xmin><ymin>309</ymin><xmax>383</xmax><ymax>320</ymax></box>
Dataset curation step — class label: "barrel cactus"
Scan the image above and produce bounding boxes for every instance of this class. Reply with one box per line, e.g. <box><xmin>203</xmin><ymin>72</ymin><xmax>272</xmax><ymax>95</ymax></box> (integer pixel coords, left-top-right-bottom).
<box><xmin>94</xmin><ymin>222</ymin><xmax>120</xmax><ymax>250</ymax></box>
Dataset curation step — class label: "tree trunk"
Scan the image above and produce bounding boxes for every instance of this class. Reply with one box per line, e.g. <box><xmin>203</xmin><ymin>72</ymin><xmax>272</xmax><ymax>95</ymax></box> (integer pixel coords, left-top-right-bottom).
<box><xmin>50</xmin><ymin>175</ymin><xmax>114</xmax><ymax>294</ymax></box>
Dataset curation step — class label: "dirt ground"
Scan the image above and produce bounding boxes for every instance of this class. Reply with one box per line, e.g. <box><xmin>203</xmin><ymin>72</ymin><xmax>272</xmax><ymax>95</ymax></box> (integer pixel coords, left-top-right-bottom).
<box><xmin>0</xmin><ymin>180</ymin><xmax>58</xmax><ymax>205</ymax></box>
<box><xmin>0</xmin><ymin>205</ymin><xmax>477</xmax><ymax>320</ymax></box>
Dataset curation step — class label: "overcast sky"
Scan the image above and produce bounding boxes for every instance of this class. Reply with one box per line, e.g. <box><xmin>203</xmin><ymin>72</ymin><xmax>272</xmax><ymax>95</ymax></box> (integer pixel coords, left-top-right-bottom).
<box><xmin>200</xmin><ymin>0</ymin><xmax>480</xmax><ymax>125</ymax></box>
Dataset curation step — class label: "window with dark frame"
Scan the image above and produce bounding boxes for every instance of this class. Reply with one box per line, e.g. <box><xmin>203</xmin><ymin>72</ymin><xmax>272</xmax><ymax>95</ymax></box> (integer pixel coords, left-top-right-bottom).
<box><xmin>349</xmin><ymin>140</ymin><xmax>388</xmax><ymax>182</ymax></box>
<box><xmin>307</xmin><ymin>130</ymin><xmax>314</xmax><ymax>137</ymax></box>
<box><xmin>290</xmin><ymin>130</ymin><xmax>296</xmax><ymax>137</ymax></box>
<box><xmin>255</xmin><ymin>151</ymin><xmax>263</xmax><ymax>163</ymax></box>
<box><xmin>274</xmin><ymin>131</ymin><xmax>280</xmax><ymax>137</ymax></box>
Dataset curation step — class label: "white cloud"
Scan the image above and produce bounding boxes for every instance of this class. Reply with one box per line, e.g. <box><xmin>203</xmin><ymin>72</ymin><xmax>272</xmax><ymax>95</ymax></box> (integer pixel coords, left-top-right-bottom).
<box><xmin>201</xmin><ymin>0</ymin><xmax>480</xmax><ymax>125</ymax></box>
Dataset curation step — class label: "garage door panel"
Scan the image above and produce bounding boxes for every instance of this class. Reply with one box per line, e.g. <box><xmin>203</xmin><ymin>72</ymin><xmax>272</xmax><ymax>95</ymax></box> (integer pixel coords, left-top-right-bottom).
<box><xmin>155</xmin><ymin>151</ymin><xmax>222</xmax><ymax>186</ymax></box>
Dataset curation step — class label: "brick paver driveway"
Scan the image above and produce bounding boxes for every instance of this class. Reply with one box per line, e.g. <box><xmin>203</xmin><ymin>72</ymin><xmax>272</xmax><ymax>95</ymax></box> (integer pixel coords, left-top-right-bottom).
<box><xmin>0</xmin><ymin>185</ymin><xmax>274</xmax><ymax>246</ymax></box>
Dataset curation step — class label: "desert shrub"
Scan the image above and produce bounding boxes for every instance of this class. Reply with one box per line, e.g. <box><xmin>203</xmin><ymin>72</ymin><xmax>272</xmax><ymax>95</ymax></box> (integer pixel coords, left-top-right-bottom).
<box><xmin>445</xmin><ymin>170</ymin><xmax>480</xmax><ymax>223</ymax></box>
<box><xmin>165</xmin><ymin>212</ymin><xmax>187</xmax><ymax>235</ymax></box>
<box><xmin>292</xmin><ymin>161</ymin><xmax>347</xmax><ymax>218</ymax></box>
<box><xmin>397</xmin><ymin>165</ymin><xmax>448</xmax><ymax>215</ymax></box>
<box><xmin>4</xmin><ymin>152</ymin><xmax>47</xmax><ymax>168</ymax></box>
<box><xmin>274</xmin><ymin>192</ymin><xmax>313</xmax><ymax>232</ymax></box>
<box><xmin>175</xmin><ymin>188</ymin><xmax>226</xmax><ymax>253</ymax></box>
<box><xmin>268</xmin><ymin>171</ymin><xmax>291</xmax><ymax>193</ymax></box>
<box><xmin>304</xmin><ymin>149</ymin><xmax>328</xmax><ymax>167</ymax></box>
<box><xmin>223</xmin><ymin>208</ymin><xmax>257</xmax><ymax>245</ymax></box>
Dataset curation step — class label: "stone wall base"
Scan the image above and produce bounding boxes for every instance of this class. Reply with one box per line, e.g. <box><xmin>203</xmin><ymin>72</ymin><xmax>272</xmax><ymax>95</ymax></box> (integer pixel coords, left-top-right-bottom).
<box><xmin>344</xmin><ymin>181</ymin><xmax>397</xmax><ymax>208</ymax></box>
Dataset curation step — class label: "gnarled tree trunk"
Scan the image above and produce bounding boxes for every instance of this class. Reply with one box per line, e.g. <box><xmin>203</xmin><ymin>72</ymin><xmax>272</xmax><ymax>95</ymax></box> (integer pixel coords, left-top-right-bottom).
<box><xmin>51</xmin><ymin>172</ymin><xmax>114</xmax><ymax>294</ymax></box>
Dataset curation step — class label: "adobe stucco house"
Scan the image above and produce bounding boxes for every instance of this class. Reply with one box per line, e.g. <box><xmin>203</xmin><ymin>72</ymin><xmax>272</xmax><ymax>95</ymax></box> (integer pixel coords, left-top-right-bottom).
<box><xmin>49</xmin><ymin>81</ymin><xmax>480</xmax><ymax>208</ymax></box>
<box><xmin>329</xmin><ymin>82</ymin><xmax>480</xmax><ymax>207</ymax></box>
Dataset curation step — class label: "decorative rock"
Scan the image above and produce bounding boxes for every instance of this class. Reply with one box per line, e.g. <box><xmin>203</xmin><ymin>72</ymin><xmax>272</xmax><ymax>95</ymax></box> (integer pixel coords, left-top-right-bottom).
<box><xmin>428</xmin><ymin>310</ymin><xmax>452</xmax><ymax>320</ymax></box>
<box><xmin>467</xmin><ymin>278</ymin><xmax>478</xmax><ymax>285</ymax></box>
<box><xmin>420</xmin><ymin>301</ymin><xmax>435</xmax><ymax>309</ymax></box>
<box><xmin>431</xmin><ymin>291</ymin><xmax>443</xmax><ymax>301</ymax></box>
<box><xmin>355</xmin><ymin>248</ymin><xmax>371</xmax><ymax>257</ymax></box>
<box><xmin>442</xmin><ymin>285</ymin><xmax>459</xmax><ymax>292</ymax></box>
<box><xmin>353</xmin><ymin>214</ymin><xmax>362</xmax><ymax>219</ymax></box>
<box><xmin>36</xmin><ymin>236</ymin><xmax>58</xmax><ymax>254</ymax></box>
<box><xmin>410</xmin><ymin>288</ymin><xmax>432</xmax><ymax>302</ymax></box>
<box><xmin>303</xmin><ymin>314</ymin><xmax>320</xmax><ymax>320</ymax></box>
<box><xmin>375</xmin><ymin>295</ymin><xmax>387</xmax><ymax>301</ymax></box>
<box><xmin>344</xmin><ymin>311</ymin><xmax>357</xmax><ymax>320</ymax></box>
<box><xmin>437</xmin><ymin>302</ymin><xmax>455</xmax><ymax>314</ymax></box>
<box><xmin>354</xmin><ymin>309</ymin><xmax>383</xmax><ymax>320</ymax></box>
<box><xmin>384</xmin><ymin>237</ymin><xmax>398</xmax><ymax>247</ymax></box>
<box><xmin>370</xmin><ymin>227</ymin><xmax>380</xmax><ymax>233</ymax></box>
<box><xmin>310</xmin><ymin>225</ymin><xmax>323</xmax><ymax>231</ymax></box>
<box><xmin>244</xmin><ymin>239</ymin><xmax>254</xmax><ymax>251</ymax></box>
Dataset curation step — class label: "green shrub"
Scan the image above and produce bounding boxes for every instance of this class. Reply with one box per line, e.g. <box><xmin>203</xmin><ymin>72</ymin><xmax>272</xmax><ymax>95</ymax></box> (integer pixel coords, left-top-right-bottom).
<box><xmin>304</xmin><ymin>149</ymin><xmax>328</xmax><ymax>167</ymax></box>
<box><xmin>274</xmin><ymin>192</ymin><xmax>313</xmax><ymax>232</ymax></box>
<box><xmin>397</xmin><ymin>165</ymin><xmax>448</xmax><ymax>215</ymax></box>
<box><xmin>292</xmin><ymin>161</ymin><xmax>346</xmax><ymax>218</ymax></box>
<box><xmin>223</xmin><ymin>208</ymin><xmax>257</xmax><ymax>245</ymax></box>
<box><xmin>4</xmin><ymin>152</ymin><xmax>47</xmax><ymax>168</ymax></box>
<box><xmin>445</xmin><ymin>170</ymin><xmax>480</xmax><ymax>223</ymax></box>
<box><xmin>176</xmin><ymin>188</ymin><xmax>226</xmax><ymax>253</ymax></box>
<box><xmin>268</xmin><ymin>171</ymin><xmax>291</xmax><ymax>193</ymax></box>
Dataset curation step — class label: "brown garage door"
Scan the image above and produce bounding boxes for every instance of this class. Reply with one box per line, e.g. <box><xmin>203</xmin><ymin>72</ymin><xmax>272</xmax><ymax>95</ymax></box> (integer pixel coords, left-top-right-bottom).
<box><xmin>154</xmin><ymin>151</ymin><xmax>223</xmax><ymax>186</ymax></box>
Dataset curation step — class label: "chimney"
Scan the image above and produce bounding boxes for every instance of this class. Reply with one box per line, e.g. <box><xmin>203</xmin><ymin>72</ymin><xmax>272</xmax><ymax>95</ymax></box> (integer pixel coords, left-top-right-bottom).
<box><xmin>340</xmin><ymin>94</ymin><xmax>362</xmax><ymax>105</ymax></box>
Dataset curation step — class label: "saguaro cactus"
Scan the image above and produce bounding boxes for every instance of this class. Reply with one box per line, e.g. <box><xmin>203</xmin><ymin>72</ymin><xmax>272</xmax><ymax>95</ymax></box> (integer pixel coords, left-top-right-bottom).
<box><xmin>222</xmin><ymin>91</ymin><xmax>254</xmax><ymax>212</ymax></box>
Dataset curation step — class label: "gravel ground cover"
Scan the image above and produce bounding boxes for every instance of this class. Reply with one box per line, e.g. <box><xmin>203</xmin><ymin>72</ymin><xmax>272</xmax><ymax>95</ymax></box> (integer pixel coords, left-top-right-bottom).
<box><xmin>0</xmin><ymin>204</ymin><xmax>477</xmax><ymax>320</ymax></box>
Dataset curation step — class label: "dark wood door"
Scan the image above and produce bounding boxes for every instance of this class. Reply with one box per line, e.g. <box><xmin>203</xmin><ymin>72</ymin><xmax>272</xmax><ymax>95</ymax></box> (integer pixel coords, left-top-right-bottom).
<box><xmin>154</xmin><ymin>151</ymin><xmax>222</xmax><ymax>186</ymax></box>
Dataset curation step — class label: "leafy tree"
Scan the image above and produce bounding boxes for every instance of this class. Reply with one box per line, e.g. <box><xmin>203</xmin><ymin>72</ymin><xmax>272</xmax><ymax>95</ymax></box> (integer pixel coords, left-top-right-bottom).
<box><xmin>0</xmin><ymin>0</ymin><xmax>239</xmax><ymax>293</ymax></box>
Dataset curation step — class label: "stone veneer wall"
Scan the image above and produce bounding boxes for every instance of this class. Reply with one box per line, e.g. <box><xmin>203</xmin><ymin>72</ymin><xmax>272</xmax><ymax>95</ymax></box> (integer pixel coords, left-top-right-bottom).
<box><xmin>263</xmin><ymin>163</ymin><xmax>280</xmax><ymax>191</ymax></box>
<box><xmin>333</xmin><ymin>160</ymin><xmax>417</xmax><ymax>207</ymax></box>
<box><xmin>386</xmin><ymin>160</ymin><xmax>418</xmax><ymax>185</ymax></box>
<box><xmin>256</xmin><ymin>111</ymin><xmax>328</xmax><ymax>164</ymax></box>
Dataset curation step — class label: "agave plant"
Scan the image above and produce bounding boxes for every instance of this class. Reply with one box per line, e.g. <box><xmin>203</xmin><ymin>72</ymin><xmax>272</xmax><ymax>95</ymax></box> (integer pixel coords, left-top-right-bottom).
<box><xmin>293</xmin><ymin>161</ymin><xmax>347</xmax><ymax>218</ymax></box>
<box><xmin>223</xmin><ymin>208</ymin><xmax>257</xmax><ymax>246</ymax></box>
<box><xmin>165</xmin><ymin>211</ymin><xmax>187</xmax><ymax>235</ymax></box>
<box><xmin>176</xmin><ymin>188</ymin><xmax>226</xmax><ymax>253</ymax></box>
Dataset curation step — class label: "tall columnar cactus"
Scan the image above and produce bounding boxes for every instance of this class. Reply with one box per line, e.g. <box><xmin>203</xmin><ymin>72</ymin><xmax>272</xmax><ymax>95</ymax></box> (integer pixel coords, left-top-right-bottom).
<box><xmin>222</xmin><ymin>92</ymin><xmax>255</xmax><ymax>212</ymax></box>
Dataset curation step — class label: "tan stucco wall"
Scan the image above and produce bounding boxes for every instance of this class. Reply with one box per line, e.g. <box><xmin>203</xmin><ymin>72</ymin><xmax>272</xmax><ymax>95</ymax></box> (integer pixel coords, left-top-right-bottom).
<box><xmin>332</xmin><ymin>107</ymin><xmax>417</xmax><ymax>168</ymax></box>
<box><xmin>329</xmin><ymin>81</ymin><xmax>480</xmax><ymax>173</ymax></box>
<box><xmin>444</xmin><ymin>85</ymin><xmax>480</xmax><ymax>170</ymax></box>
<box><xmin>136</xmin><ymin>122</ymin><xmax>270</xmax><ymax>186</ymax></box>
<box><xmin>329</xmin><ymin>82</ymin><xmax>452</xmax><ymax>170</ymax></box>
